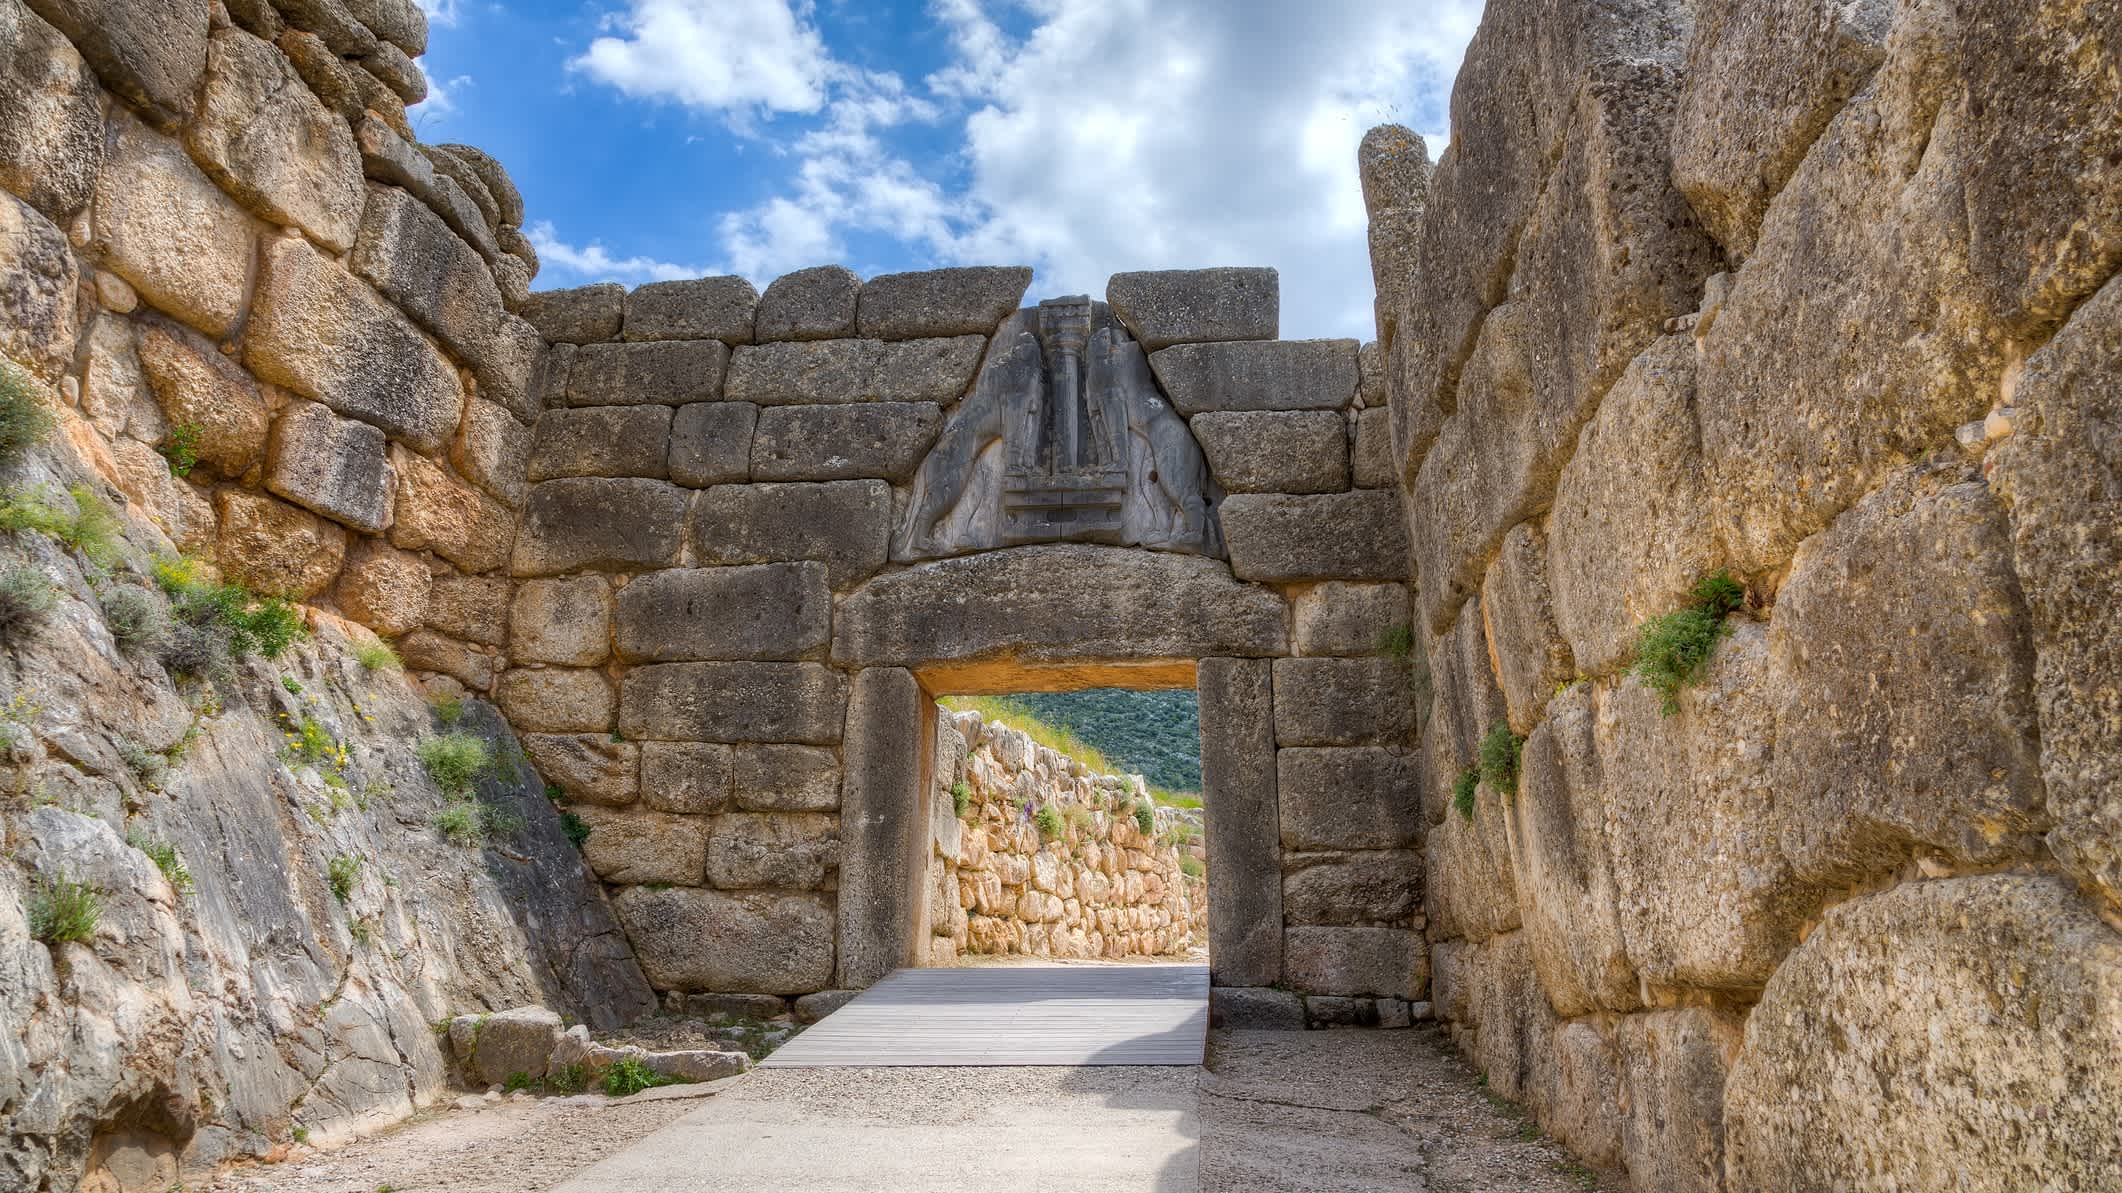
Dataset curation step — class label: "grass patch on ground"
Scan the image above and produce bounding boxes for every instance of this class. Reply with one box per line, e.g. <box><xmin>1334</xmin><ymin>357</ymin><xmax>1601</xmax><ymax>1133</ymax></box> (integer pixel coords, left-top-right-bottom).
<box><xmin>602</xmin><ymin>1057</ymin><xmax>677</xmax><ymax>1097</ymax></box>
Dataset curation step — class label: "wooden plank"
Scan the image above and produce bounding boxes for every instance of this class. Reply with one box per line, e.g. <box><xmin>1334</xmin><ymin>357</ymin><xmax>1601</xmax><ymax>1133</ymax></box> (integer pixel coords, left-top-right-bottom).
<box><xmin>761</xmin><ymin>963</ymin><xmax>1209</xmax><ymax>1068</ymax></box>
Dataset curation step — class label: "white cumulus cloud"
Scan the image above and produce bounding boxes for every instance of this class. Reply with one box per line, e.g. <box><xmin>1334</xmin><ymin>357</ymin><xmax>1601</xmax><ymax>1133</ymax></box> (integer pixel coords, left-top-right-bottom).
<box><xmin>570</xmin><ymin>0</ymin><xmax>836</xmax><ymax>115</ymax></box>
<box><xmin>527</xmin><ymin>221</ymin><xmax>708</xmax><ymax>285</ymax></box>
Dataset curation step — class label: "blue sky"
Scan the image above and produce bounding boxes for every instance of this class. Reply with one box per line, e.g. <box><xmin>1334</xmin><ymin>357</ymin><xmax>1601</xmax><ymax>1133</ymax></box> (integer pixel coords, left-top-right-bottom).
<box><xmin>410</xmin><ymin>0</ymin><xmax>1481</xmax><ymax>339</ymax></box>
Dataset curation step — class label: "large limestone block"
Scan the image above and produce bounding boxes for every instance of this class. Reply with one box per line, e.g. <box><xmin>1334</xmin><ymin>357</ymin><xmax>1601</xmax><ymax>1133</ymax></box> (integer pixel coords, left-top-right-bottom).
<box><xmin>1105</xmin><ymin>268</ymin><xmax>1277</xmax><ymax>350</ymax></box>
<box><xmin>750</xmin><ymin>402</ymin><xmax>942</xmax><ymax>482</ymax></box>
<box><xmin>448</xmin><ymin>1006</ymin><xmax>561</xmax><ymax>1087</ymax></box>
<box><xmin>1669</xmin><ymin>0</ymin><xmax>1891</xmax><ymax>259</ymax></box>
<box><xmin>575</xmin><ymin>807</ymin><xmax>708</xmax><ymax>886</ymax></box>
<box><xmin>733</xmin><ymin>744</ymin><xmax>841</xmax><ymax>811</ymax></box>
<box><xmin>668</xmin><ymin>401</ymin><xmax>756</xmax><ymax>487</ymax></box>
<box><xmin>1290</xmin><ymin>581</ymin><xmax>1408</xmax><ymax>658</ymax></box>
<box><xmin>1545</xmin><ymin>335</ymin><xmax>1719</xmax><ymax>672</ymax></box>
<box><xmin>639</xmin><ymin>741</ymin><xmax>731</xmax><ymax>815</ymax></box>
<box><xmin>1276</xmin><ymin>747</ymin><xmax>1420</xmax><ymax>849</ymax></box>
<box><xmin>135</xmin><ymin>317</ymin><xmax>270</xmax><ymax>480</ymax></box>
<box><xmin>831</xmin><ymin>545</ymin><xmax>1287</xmax><ymax>669</ymax></box>
<box><xmin>855</xmin><ymin>266</ymin><xmax>1031</xmax><ymax>340</ymax></box>
<box><xmin>1199</xmin><ymin>657</ymin><xmax>1281</xmax><ymax>987</ymax></box>
<box><xmin>708</xmin><ymin>813</ymin><xmax>840</xmax><ymax>889</ymax></box>
<box><xmin>508</xmin><ymin>575</ymin><xmax>610</xmax><ymax>666</ymax></box>
<box><xmin>625</xmin><ymin>276</ymin><xmax>757</xmax><ymax>344</ymax></box>
<box><xmin>498</xmin><ymin>667</ymin><xmax>612</xmax><ymax>733</ymax></box>
<box><xmin>522</xmin><ymin>733</ymin><xmax>637</xmax><ymax>807</ymax></box>
<box><xmin>619</xmin><ymin>662</ymin><xmax>846</xmax><ymax>744</ymax></box>
<box><xmin>689</xmin><ymin>480</ymin><xmax>892</xmax><ymax>589</ymax></box>
<box><xmin>512</xmin><ymin>477</ymin><xmax>688</xmax><ymax>575</ymax></box>
<box><xmin>614</xmin><ymin>887</ymin><xmax>835</xmax><ymax>994</ymax></box>
<box><xmin>521</xmin><ymin>283</ymin><xmax>622</xmax><ymax>344</ymax></box>
<box><xmin>188</xmin><ymin>28</ymin><xmax>364</xmax><ymax>252</ymax></box>
<box><xmin>614</xmin><ymin>564</ymin><xmax>831</xmax><ymax>663</ymax></box>
<box><xmin>1284</xmin><ymin>926</ymin><xmax>1424</xmax><ymax>999</ymax></box>
<box><xmin>1992</xmin><ymin>275</ymin><xmax>2122</xmax><ymax>914</ymax></box>
<box><xmin>265</xmin><ymin>401</ymin><xmax>392</xmax><ymax>533</ymax></box>
<box><xmin>1463</xmin><ymin>931</ymin><xmax>1562</xmax><ymax>1107</ymax></box>
<box><xmin>1509</xmin><ymin>683</ymin><xmax>1637</xmax><ymax>1016</ymax></box>
<box><xmin>1221</xmin><ymin>491</ymin><xmax>1410</xmax><ymax>583</ymax></box>
<box><xmin>1419</xmin><ymin>600</ymin><xmax>1506</xmax><ymax>825</ymax></box>
<box><xmin>1360</xmin><ymin>127</ymin><xmax>1431</xmax><ymax>327</ymax></box>
<box><xmin>1350</xmin><ymin>407</ymin><xmax>1395</xmax><ymax>488</ymax></box>
<box><xmin>349</xmin><ymin>184</ymin><xmax>503</xmax><ymax>365</ymax></box>
<box><xmin>756</xmin><ymin>265</ymin><xmax>859</xmax><ymax>341</ymax></box>
<box><xmin>528</xmin><ymin>405</ymin><xmax>672</xmax><ymax>481</ymax></box>
<box><xmin>0</xmin><ymin>0</ymin><xmax>102</xmax><ymax>217</ymax></box>
<box><xmin>1189</xmin><ymin>410</ymin><xmax>1348</xmax><ymax>494</ymax></box>
<box><xmin>425</xmin><ymin>574</ymin><xmax>509</xmax><ymax>645</ymax></box>
<box><xmin>347</xmin><ymin>0</ymin><xmax>428</xmax><ymax>55</ymax></box>
<box><xmin>1424</xmin><ymin>795</ymin><xmax>1521</xmax><ymax>944</ymax></box>
<box><xmin>1724</xmin><ymin>875</ymin><xmax>2122</xmax><ymax>1193</ymax></box>
<box><xmin>475</xmin><ymin>315</ymin><xmax>546</xmax><ymax>424</ymax></box>
<box><xmin>1149</xmin><ymin>340</ymin><xmax>1357</xmax><ymax>416</ymax></box>
<box><xmin>723</xmin><ymin>336</ymin><xmax>985</xmax><ymax>406</ymax></box>
<box><xmin>1480</xmin><ymin>521</ymin><xmax>1574</xmax><ymax>733</ymax></box>
<box><xmin>93</xmin><ymin>113</ymin><xmax>256</xmax><ymax>338</ymax></box>
<box><xmin>215</xmin><ymin>489</ymin><xmax>346</xmax><ymax>598</ymax></box>
<box><xmin>836</xmin><ymin>668</ymin><xmax>926</xmax><ymax>986</ymax></box>
<box><xmin>333</xmin><ymin>540</ymin><xmax>427</xmax><ymax>635</ymax></box>
<box><xmin>0</xmin><ymin>191</ymin><xmax>76</xmax><ymax>378</ymax></box>
<box><xmin>1616</xmin><ymin>1008</ymin><xmax>1741</xmax><ymax>1193</ymax></box>
<box><xmin>24</xmin><ymin>0</ymin><xmax>209</xmax><ymax>128</ymax></box>
<box><xmin>1770</xmin><ymin>466</ymin><xmax>2047</xmax><ymax>885</ymax></box>
<box><xmin>1281</xmin><ymin>850</ymin><xmax>1422</xmax><ymax>927</ymax></box>
<box><xmin>247</xmin><ymin>235</ymin><xmax>463</xmax><ymax>451</ymax></box>
<box><xmin>450</xmin><ymin>399</ymin><xmax>531</xmax><ymax>506</ymax></box>
<box><xmin>78</xmin><ymin>313</ymin><xmax>161</xmax><ymax>442</ymax></box>
<box><xmin>567</xmin><ymin>340</ymin><xmax>727</xmax><ymax>407</ymax></box>
<box><xmin>1270</xmin><ymin>658</ymin><xmax>1413</xmax><ymax>747</ymax></box>
<box><xmin>388</xmin><ymin>448</ymin><xmax>514</xmax><ymax>573</ymax></box>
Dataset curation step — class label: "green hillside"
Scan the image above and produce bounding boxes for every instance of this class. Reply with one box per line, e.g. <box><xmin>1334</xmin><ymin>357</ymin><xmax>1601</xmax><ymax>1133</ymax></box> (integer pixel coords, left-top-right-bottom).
<box><xmin>1009</xmin><ymin>689</ymin><xmax>1201</xmax><ymax>794</ymax></box>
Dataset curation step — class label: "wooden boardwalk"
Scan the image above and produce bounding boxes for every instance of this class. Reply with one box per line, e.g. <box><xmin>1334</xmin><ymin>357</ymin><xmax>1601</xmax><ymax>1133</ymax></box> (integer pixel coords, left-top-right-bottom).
<box><xmin>761</xmin><ymin>963</ymin><xmax>1210</xmax><ymax>1067</ymax></box>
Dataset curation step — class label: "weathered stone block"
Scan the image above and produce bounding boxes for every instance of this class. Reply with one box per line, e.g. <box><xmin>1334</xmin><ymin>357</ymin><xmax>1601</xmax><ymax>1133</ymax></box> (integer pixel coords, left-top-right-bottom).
<box><xmin>389</xmin><ymin>448</ymin><xmax>515</xmax><ymax>573</ymax></box>
<box><xmin>136</xmin><ymin>316</ymin><xmax>270</xmax><ymax>479</ymax></box>
<box><xmin>836</xmin><ymin>667</ymin><xmax>924</xmax><ymax>986</ymax></box>
<box><xmin>567</xmin><ymin>340</ymin><xmax>727</xmax><ymax>407</ymax></box>
<box><xmin>474</xmin><ymin>315</ymin><xmax>546</xmax><ymax>424</ymax></box>
<box><xmin>1277</xmin><ymin>747</ymin><xmax>1421</xmax><ymax>849</ymax></box>
<box><xmin>520</xmin><ymin>282</ymin><xmax>622</xmax><ymax>344</ymax></box>
<box><xmin>333</xmin><ymin>540</ymin><xmax>428</xmax><ymax>636</ymax></box>
<box><xmin>511</xmin><ymin>478</ymin><xmax>688</xmax><ymax>575</ymax></box>
<box><xmin>1724</xmin><ymin>876</ymin><xmax>2122</xmax><ymax>1193</ymax></box>
<box><xmin>756</xmin><ymin>265</ymin><xmax>859</xmax><ymax>341</ymax></box>
<box><xmin>215</xmin><ymin>489</ymin><xmax>345</xmax><ymax>598</ymax></box>
<box><xmin>450</xmin><ymin>399</ymin><xmax>531</xmax><ymax>506</ymax></box>
<box><xmin>0</xmin><ymin>191</ymin><xmax>76</xmax><ymax>378</ymax></box>
<box><xmin>625</xmin><ymin>276</ymin><xmax>757</xmax><ymax>344</ymax></box>
<box><xmin>1281</xmin><ymin>850</ymin><xmax>1422</xmax><ymax>926</ymax></box>
<box><xmin>855</xmin><ymin>266</ymin><xmax>1031</xmax><ymax>339</ymax></box>
<box><xmin>276</xmin><ymin>0</ymin><xmax>379</xmax><ymax>54</ymax></box>
<box><xmin>668</xmin><ymin>401</ymin><xmax>756</xmax><ymax>486</ymax></box>
<box><xmin>498</xmin><ymin>667</ymin><xmax>613</xmax><ymax>733</ymax></box>
<box><xmin>509</xmin><ymin>575</ymin><xmax>610</xmax><ymax>666</ymax></box>
<box><xmin>1200</xmin><ymin>657</ymin><xmax>1281</xmax><ymax>988</ymax></box>
<box><xmin>1208</xmin><ymin>987</ymin><xmax>1304</xmax><ymax>1030</ymax></box>
<box><xmin>723</xmin><ymin>336</ymin><xmax>985</xmax><ymax>406</ymax></box>
<box><xmin>708</xmin><ymin>813</ymin><xmax>840</xmax><ymax>889</ymax></box>
<box><xmin>24</xmin><ymin>0</ymin><xmax>210</xmax><ymax>128</ymax></box>
<box><xmin>0</xmin><ymin>0</ymin><xmax>103</xmax><ymax>217</ymax></box>
<box><xmin>614</xmin><ymin>564</ymin><xmax>831</xmax><ymax>663</ymax></box>
<box><xmin>402</xmin><ymin>625</ymin><xmax>497</xmax><ymax>692</ymax></box>
<box><xmin>1481</xmin><ymin>521</ymin><xmax>1574</xmax><ymax>734</ymax></box>
<box><xmin>1351</xmin><ymin>408</ymin><xmax>1394</xmax><ymax>488</ymax></box>
<box><xmin>749</xmin><ymin>402</ymin><xmax>942</xmax><ymax>482</ymax></box>
<box><xmin>619</xmin><ymin>662</ymin><xmax>847</xmax><ymax>744</ymax></box>
<box><xmin>576</xmin><ymin>806</ymin><xmax>708</xmax><ymax>886</ymax></box>
<box><xmin>265</xmin><ymin>401</ymin><xmax>393</xmax><ymax>533</ymax></box>
<box><xmin>733</xmin><ymin>744</ymin><xmax>841</xmax><ymax>811</ymax></box>
<box><xmin>613</xmin><ymin>887</ymin><xmax>835</xmax><ymax>994</ymax></box>
<box><xmin>1271</xmin><ymin>659</ymin><xmax>1413</xmax><ymax>747</ymax></box>
<box><xmin>188</xmin><ymin>28</ymin><xmax>364</xmax><ymax>252</ymax></box>
<box><xmin>93</xmin><ymin>112</ymin><xmax>255</xmax><ymax>338</ymax></box>
<box><xmin>1356</xmin><ymin>340</ymin><xmax>1387</xmax><ymax>407</ymax></box>
<box><xmin>1106</xmin><ymin>268</ymin><xmax>1278</xmax><ymax>350</ymax></box>
<box><xmin>639</xmin><ymin>741</ymin><xmax>732</xmax><ymax>815</ymax></box>
<box><xmin>448</xmin><ymin>1006</ymin><xmax>560</xmax><ymax>1087</ymax></box>
<box><xmin>1189</xmin><ymin>410</ymin><xmax>1348</xmax><ymax>493</ymax></box>
<box><xmin>247</xmin><ymin>235</ymin><xmax>463</xmax><ymax>451</ymax></box>
<box><xmin>1290</xmin><ymin>581</ymin><xmax>1407</xmax><ymax>657</ymax></box>
<box><xmin>1613</xmin><ymin>1008</ymin><xmax>1738</xmax><ymax>1193</ymax></box>
<box><xmin>349</xmin><ymin>183</ymin><xmax>503</xmax><ymax>365</ymax></box>
<box><xmin>689</xmin><ymin>480</ymin><xmax>893</xmax><ymax>589</ymax></box>
<box><xmin>522</xmin><ymin>733</ymin><xmax>637</xmax><ymax>807</ymax></box>
<box><xmin>1221</xmin><ymin>491</ymin><xmax>1409</xmax><ymax>583</ymax></box>
<box><xmin>1283</xmin><ymin>926</ymin><xmax>1424</xmax><ymax>999</ymax></box>
<box><xmin>528</xmin><ymin>405</ymin><xmax>673</xmax><ymax>481</ymax></box>
<box><xmin>425</xmin><ymin>574</ymin><xmax>508</xmax><ymax>646</ymax></box>
<box><xmin>1149</xmin><ymin>339</ymin><xmax>1357</xmax><ymax>415</ymax></box>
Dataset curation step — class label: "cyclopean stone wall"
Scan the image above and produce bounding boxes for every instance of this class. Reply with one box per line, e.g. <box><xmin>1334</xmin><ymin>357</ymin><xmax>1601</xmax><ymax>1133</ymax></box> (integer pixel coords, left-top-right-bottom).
<box><xmin>925</xmin><ymin>707</ymin><xmax>1206</xmax><ymax>965</ymax></box>
<box><xmin>1363</xmin><ymin>0</ymin><xmax>2122</xmax><ymax>1189</ymax></box>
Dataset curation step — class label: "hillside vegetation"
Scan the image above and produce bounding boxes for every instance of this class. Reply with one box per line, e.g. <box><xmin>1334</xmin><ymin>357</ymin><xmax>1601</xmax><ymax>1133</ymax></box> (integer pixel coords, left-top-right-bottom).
<box><xmin>946</xmin><ymin>689</ymin><xmax>1200</xmax><ymax>795</ymax></box>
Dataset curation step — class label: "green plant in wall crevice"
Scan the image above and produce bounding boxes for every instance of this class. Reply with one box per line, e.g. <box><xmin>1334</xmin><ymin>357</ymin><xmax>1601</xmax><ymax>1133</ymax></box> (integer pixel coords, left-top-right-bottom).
<box><xmin>1631</xmin><ymin>570</ymin><xmax>1746</xmax><ymax>715</ymax></box>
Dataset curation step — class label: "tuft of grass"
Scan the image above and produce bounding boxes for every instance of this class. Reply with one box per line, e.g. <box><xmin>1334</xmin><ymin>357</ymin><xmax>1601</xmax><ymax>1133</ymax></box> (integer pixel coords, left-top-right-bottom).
<box><xmin>1631</xmin><ymin>571</ymin><xmax>1746</xmax><ymax>715</ymax></box>
<box><xmin>118</xmin><ymin>740</ymin><xmax>168</xmax><ymax>789</ymax></box>
<box><xmin>1149</xmin><ymin>787</ymin><xmax>1202</xmax><ymax>810</ymax></box>
<box><xmin>602</xmin><ymin>1056</ymin><xmax>675</xmax><ymax>1098</ymax></box>
<box><xmin>128</xmin><ymin>833</ymin><xmax>193</xmax><ymax>894</ymax></box>
<box><xmin>1133</xmin><ymin>800</ymin><xmax>1155</xmax><ymax>834</ymax></box>
<box><xmin>1179</xmin><ymin>856</ymin><xmax>1205</xmax><ymax>880</ymax></box>
<box><xmin>417</xmin><ymin>732</ymin><xmax>492</xmax><ymax>799</ymax></box>
<box><xmin>544</xmin><ymin>1063</ymin><xmax>588</xmax><ymax>1094</ymax></box>
<box><xmin>1477</xmin><ymin>721</ymin><xmax>1523</xmax><ymax>796</ymax></box>
<box><xmin>355</xmin><ymin>640</ymin><xmax>402</xmax><ymax>672</ymax></box>
<box><xmin>0</xmin><ymin>362</ymin><xmax>55</xmax><ymax>465</ymax></box>
<box><xmin>560</xmin><ymin>810</ymin><xmax>590</xmax><ymax>847</ymax></box>
<box><xmin>29</xmin><ymin>877</ymin><xmax>101</xmax><ymax>944</ymax></box>
<box><xmin>0</xmin><ymin>485</ymin><xmax>123</xmax><ymax>568</ymax></box>
<box><xmin>431</xmin><ymin>801</ymin><xmax>481</xmax><ymax>846</ymax></box>
<box><xmin>950</xmin><ymin>780</ymin><xmax>972</xmax><ymax>819</ymax></box>
<box><xmin>1376</xmin><ymin>624</ymin><xmax>1416</xmax><ymax>661</ymax></box>
<box><xmin>1452</xmin><ymin>768</ymin><xmax>1480</xmax><ymax>821</ymax></box>
<box><xmin>502</xmin><ymin>1071</ymin><xmax>538</xmax><ymax>1093</ymax></box>
<box><xmin>328</xmin><ymin>854</ymin><xmax>361</xmax><ymax>903</ymax></box>
<box><xmin>158</xmin><ymin>423</ymin><xmax>201</xmax><ymax>478</ymax></box>
<box><xmin>100</xmin><ymin>585</ymin><xmax>166</xmax><ymax>652</ymax></box>
<box><xmin>0</xmin><ymin>565</ymin><xmax>57</xmax><ymax>639</ymax></box>
<box><xmin>154</xmin><ymin>555</ymin><xmax>306</xmax><ymax>671</ymax></box>
<box><xmin>478</xmin><ymin>798</ymin><xmax>525</xmax><ymax>840</ymax></box>
<box><xmin>1032</xmin><ymin>802</ymin><xmax>1063</xmax><ymax>841</ymax></box>
<box><xmin>432</xmin><ymin>695</ymin><xmax>466</xmax><ymax>726</ymax></box>
<box><xmin>290</xmin><ymin>1126</ymin><xmax>309</xmax><ymax>1144</ymax></box>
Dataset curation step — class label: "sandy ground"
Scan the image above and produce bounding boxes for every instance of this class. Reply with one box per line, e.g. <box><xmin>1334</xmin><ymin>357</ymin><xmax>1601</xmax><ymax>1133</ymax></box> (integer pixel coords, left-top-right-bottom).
<box><xmin>201</xmin><ymin>1026</ymin><xmax>1610</xmax><ymax>1192</ymax></box>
